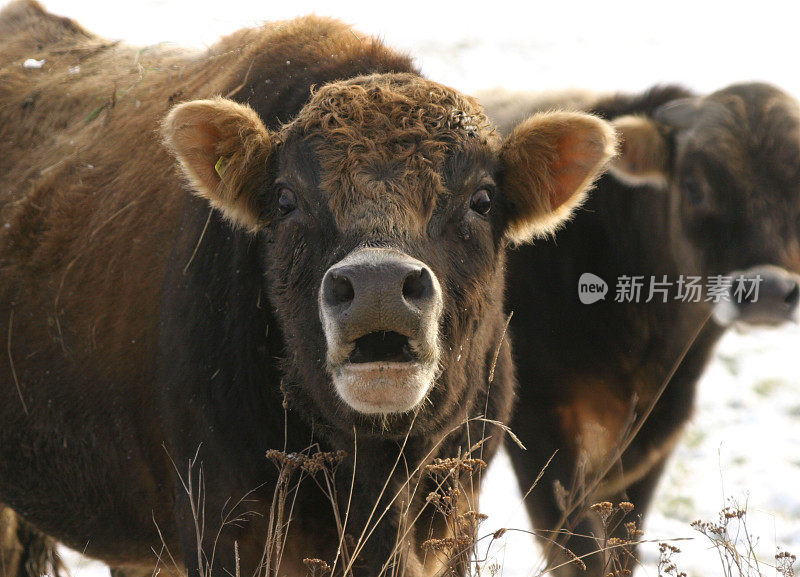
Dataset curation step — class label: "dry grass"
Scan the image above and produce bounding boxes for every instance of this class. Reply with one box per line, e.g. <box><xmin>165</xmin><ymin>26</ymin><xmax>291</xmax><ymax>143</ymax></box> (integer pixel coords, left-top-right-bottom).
<box><xmin>136</xmin><ymin>304</ymin><xmax>796</xmax><ymax>577</ymax></box>
<box><xmin>689</xmin><ymin>499</ymin><xmax>797</xmax><ymax>577</ymax></box>
<box><xmin>150</xmin><ymin>414</ymin><xmax>509</xmax><ymax>577</ymax></box>
<box><xmin>21</xmin><ymin>308</ymin><xmax>793</xmax><ymax>577</ymax></box>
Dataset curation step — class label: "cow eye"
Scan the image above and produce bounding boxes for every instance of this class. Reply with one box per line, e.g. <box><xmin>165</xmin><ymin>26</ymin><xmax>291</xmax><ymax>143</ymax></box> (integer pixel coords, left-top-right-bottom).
<box><xmin>278</xmin><ymin>187</ymin><xmax>297</xmax><ymax>216</ymax></box>
<box><xmin>469</xmin><ymin>188</ymin><xmax>492</xmax><ymax>215</ymax></box>
<box><xmin>682</xmin><ymin>176</ymin><xmax>705</xmax><ymax>207</ymax></box>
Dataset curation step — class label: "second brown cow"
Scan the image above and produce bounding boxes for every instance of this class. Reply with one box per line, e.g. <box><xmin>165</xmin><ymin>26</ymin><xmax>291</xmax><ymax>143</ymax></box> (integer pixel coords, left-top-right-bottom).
<box><xmin>484</xmin><ymin>83</ymin><xmax>800</xmax><ymax>575</ymax></box>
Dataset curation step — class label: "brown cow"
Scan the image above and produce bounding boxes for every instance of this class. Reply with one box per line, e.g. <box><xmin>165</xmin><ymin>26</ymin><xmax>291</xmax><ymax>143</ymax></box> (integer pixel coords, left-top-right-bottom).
<box><xmin>0</xmin><ymin>2</ymin><xmax>617</xmax><ymax>576</ymax></box>
<box><xmin>482</xmin><ymin>83</ymin><xmax>800</xmax><ymax>575</ymax></box>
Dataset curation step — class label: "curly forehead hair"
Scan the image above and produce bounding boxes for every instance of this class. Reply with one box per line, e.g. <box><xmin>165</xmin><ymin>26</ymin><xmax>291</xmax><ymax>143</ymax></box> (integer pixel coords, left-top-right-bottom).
<box><xmin>279</xmin><ymin>73</ymin><xmax>499</xmax><ymax>233</ymax></box>
<box><xmin>285</xmin><ymin>72</ymin><xmax>496</xmax><ymax>146</ymax></box>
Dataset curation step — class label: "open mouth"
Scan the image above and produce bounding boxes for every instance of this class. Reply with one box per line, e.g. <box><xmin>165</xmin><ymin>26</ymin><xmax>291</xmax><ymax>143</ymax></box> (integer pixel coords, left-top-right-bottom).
<box><xmin>348</xmin><ymin>331</ymin><xmax>417</xmax><ymax>364</ymax></box>
<box><xmin>330</xmin><ymin>332</ymin><xmax>435</xmax><ymax>415</ymax></box>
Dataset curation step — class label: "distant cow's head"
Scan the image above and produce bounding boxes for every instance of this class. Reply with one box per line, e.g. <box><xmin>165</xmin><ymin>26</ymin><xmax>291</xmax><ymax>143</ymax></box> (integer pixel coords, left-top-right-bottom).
<box><xmin>610</xmin><ymin>83</ymin><xmax>800</xmax><ymax>326</ymax></box>
<box><xmin>162</xmin><ymin>73</ymin><xmax>615</xmax><ymax>428</ymax></box>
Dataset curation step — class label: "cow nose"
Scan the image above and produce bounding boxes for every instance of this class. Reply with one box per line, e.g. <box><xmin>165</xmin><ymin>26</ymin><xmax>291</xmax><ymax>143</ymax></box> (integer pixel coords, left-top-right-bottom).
<box><xmin>714</xmin><ymin>265</ymin><xmax>800</xmax><ymax>326</ymax></box>
<box><xmin>328</xmin><ymin>274</ymin><xmax>356</xmax><ymax>305</ymax></box>
<box><xmin>785</xmin><ymin>281</ymin><xmax>799</xmax><ymax>309</ymax></box>
<box><xmin>401</xmin><ymin>267</ymin><xmax>436</xmax><ymax>306</ymax></box>
<box><xmin>325</xmin><ymin>265</ymin><xmax>435</xmax><ymax>309</ymax></box>
<box><xmin>320</xmin><ymin>248</ymin><xmax>442</xmax><ymax>358</ymax></box>
<box><xmin>745</xmin><ymin>268</ymin><xmax>800</xmax><ymax>311</ymax></box>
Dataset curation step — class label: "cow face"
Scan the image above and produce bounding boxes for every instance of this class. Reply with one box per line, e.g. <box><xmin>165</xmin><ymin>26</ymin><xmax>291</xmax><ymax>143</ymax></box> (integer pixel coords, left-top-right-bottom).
<box><xmin>610</xmin><ymin>83</ymin><xmax>800</xmax><ymax>326</ymax></box>
<box><xmin>162</xmin><ymin>73</ymin><xmax>616</xmax><ymax>425</ymax></box>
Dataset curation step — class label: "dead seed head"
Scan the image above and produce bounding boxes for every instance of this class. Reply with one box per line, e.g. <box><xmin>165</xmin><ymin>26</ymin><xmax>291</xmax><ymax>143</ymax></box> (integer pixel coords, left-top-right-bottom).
<box><xmin>607</xmin><ymin>537</ymin><xmax>625</xmax><ymax>548</ymax></box>
<box><xmin>424</xmin><ymin>457</ymin><xmax>487</xmax><ymax>477</ymax></box>
<box><xmin>625</xmin><ymin>521</ymin><xmax>642</xmax><ymax>539</ymax></box>
<box><xmin>302</xmin><ymin>558</ymin><xmax>331</xmax><ymax>576</ymax></box>
<box><xmin>562</xmin><ymin>548</ymin><xmax>587</xmax><ymax>571</ymax></box>
<box><xmin>658</xmin><ymin>543</ymin><xmax>681</xmax><ymax>555</ymax></box>
<box><xmin>265</xmin><ymin>449</ymin><xmax>347</xmax><ymax>477</ymax></box>
<box><xmin>776</xmin><ymin>549</ymin><xmax>797</xmax><ymax>577</ymax></box>
<box><xmin>457</xmin><ymin>510</ymin><xmax>488</xmax><ymax>532</ymax></box>
<box><xmin>421</xmin><ymin>536</ymin><xmax>474</xmax><ymax>552</ymax></box>
<box><xmin>301</xmin><ymin>450</ymin><xmax>347</xmax><ymax>473</ymax></box>
<box><xmin>590</xmin><ymin>501</ymin><xmax>614</xmax><ymax>522</ymax></box>
<box><xmin>721</xmin><ymin>506</ymin><xmax>745</xmax><ymax>520</ymax></box>
<box><xmin>459</xmin><ymin>511</ymin><xmax>488</xmax><ymax>523</ymax></box>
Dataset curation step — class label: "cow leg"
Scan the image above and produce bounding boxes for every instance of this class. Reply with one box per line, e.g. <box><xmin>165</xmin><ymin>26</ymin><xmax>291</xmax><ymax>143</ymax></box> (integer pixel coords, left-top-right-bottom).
<box><xmin>171</xmin><ymin>480</ymin><xmax>337</xmax><ymax>577</ymax></box>
<box><xmin>602</xmin><ymin>454</ymin><xmax>671</xmax><ymax>573</ymax></box>
<box><xmin>510</xmin><ymin>425</ymin><xmax>682</xmax><ymax>577</ymax></box>
<box><xmin>0</xmin><ymin>505</ymin><xmax>63</xmax><ymax>577</ymax></box>
<box><xmin>0</xmin><ymin>505</ymin><xmax>22</xmax><ymax>577</ymax></box>
<box><xmin>506</xmin><ymin>425</ymin><xmax>608</xmax><ymax>577</ymax></box>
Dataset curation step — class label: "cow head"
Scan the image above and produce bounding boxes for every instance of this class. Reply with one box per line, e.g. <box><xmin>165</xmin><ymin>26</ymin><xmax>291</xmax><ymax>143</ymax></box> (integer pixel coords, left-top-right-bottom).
<box><xmin>609</xmin><ymin>83</ymin><xmax>800</xmax><ymax>327</ymax></box>
<box><xmin>162</xmin><ymin>73</ymin><xmax>615</xmax><ymax>429</ymax></box>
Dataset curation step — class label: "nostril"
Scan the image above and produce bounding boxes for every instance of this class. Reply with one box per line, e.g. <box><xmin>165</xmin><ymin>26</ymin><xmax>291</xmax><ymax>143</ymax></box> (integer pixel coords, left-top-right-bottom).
<box><xmin>785</xmin><ymin>283</ymin><xmax>800</xmax><ymax>308</ymax></box>
<box><xmin>331</xmin><ymin>274</ymin><xmax>355</xmax><ymax>304</ymax></box>
<box><xmin>402</xmin><ymin>268</ymin><xmax>429</xmax><ymax>302</ymax></box>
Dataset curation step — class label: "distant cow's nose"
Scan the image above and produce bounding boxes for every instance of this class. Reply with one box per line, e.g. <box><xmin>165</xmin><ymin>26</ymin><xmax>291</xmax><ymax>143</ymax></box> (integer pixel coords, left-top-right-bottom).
<box><xmin>320</xmin><ymin>248</ymin><xmax>442</xmax><ymax>351</ymax></box>
<box><xmin>714</xmin><ymin>265</ymin><xmax>800</xmax><ymax>326</ymax></box>
<box><xmin>785</xmin><ymin>281</ymin><xmax>800</xmax><ymax>309</ymax></box>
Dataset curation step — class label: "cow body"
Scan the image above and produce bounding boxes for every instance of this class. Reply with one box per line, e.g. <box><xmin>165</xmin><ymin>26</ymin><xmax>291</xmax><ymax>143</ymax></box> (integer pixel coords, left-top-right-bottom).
<box><xmin>0</xmin><ymin>3</ymin><xmax>617</xmax><ymax>575</ymax></box>
<box><xmin>482</xmin><ymin>84</ymin><xmax>800</xmax><ymax>575</ymax></box>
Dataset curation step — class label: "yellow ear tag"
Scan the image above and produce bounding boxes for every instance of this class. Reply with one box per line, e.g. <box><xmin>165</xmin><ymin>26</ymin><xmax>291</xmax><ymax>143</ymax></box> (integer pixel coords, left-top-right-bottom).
<box><xmin>214</xmin><ymin>156</ymin><xmax>229</xmax><ymax>178</ymax></box>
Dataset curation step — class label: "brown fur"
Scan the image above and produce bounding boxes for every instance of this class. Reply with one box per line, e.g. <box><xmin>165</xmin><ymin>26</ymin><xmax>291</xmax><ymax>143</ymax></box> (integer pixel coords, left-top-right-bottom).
<box><xmin>0</xmin><ymin>3</ymin><xmax>616</xmax><ymax>576</ymax></box>
<box><xmin>555</xmin><ymin>379</ymin><xmax>631</xmax><ymax>472</ymax></box>
<box><xmin>288</xmin><ymin>74</ymin><xmax>497</xmax><ymax>234</ymax></box>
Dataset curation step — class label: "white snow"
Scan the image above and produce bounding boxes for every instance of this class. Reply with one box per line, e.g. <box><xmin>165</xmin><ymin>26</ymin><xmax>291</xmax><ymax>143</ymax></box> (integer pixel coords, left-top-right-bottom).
<box><xmin>1</xmin><ymin>0</ymin><xmax>798</xmax><ymax>575</ymax></box>
<box><xmin>480</xmin><ymin>325</ymin><xmax>800</xmax><ymax>577</ymax></box>
<box><xmin>22</xmin><ymin>58</ymin><xmax>45</xmax><ymax>68</ymax></box>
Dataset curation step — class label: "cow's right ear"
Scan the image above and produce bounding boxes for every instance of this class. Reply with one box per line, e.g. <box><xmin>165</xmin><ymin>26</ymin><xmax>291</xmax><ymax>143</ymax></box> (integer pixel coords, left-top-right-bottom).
<box><xmin>608</xmin><ymin>115</ymin><xmax>669</xmax><ymax>188</ymax></box>
<box><xmin>162</xmin><ymin>98</ymin><xmax>274</xmax><ymax>230</ymax></box>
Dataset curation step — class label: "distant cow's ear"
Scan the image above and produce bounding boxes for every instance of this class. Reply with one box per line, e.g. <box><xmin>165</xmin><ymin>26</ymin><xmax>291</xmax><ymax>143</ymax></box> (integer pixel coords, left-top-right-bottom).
<box><xmin>162</xmin><ymin>97</ymin><xmax>274</xmax><ymax>230</ymax></box>
<box><xmin>608</xmin><ymin>115</ymin><xmax>669</xmax><ymax>189</ymax></box>
<box><xmin>500</xmin><ymin>111</ymin><xmax>618</xmax><ymax>243</ymax></box>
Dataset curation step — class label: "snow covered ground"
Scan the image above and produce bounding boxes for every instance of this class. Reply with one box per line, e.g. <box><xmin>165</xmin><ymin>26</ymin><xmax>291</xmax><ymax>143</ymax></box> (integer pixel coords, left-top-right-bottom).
<box><xmin>479</xmin><ymin>325</ymin><xmax>800</xmax><ymax>577</ymax></box>
<box><xmin>3</xmin><ymin>0</ymin><xmax>799</xmax><ymax>575</ymax></box>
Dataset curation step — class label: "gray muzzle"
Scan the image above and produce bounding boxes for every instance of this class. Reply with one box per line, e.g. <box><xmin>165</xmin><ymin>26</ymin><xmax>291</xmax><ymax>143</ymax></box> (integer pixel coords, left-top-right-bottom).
<box><xmin>713</xmin><ymin>265</ymin><xmax>800</xmax><ymax>327</ymax></box>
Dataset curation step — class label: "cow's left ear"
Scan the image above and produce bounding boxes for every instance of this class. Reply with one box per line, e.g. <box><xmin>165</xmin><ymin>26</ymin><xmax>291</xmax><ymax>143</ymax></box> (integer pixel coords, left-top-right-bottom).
<box><xmin>500</xmin><ymin>111</ymin><xmax>618</xmax><ymax>243</ymax></box>
<box><xmin>162</xmin><ymin>97</ymin><xmax>274</xmax><ymax>230</ymax></box>
<box><xmin>607</xmin><ymin>115</ymin><xmax>669</xmax><ymax>189</ymax></box>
